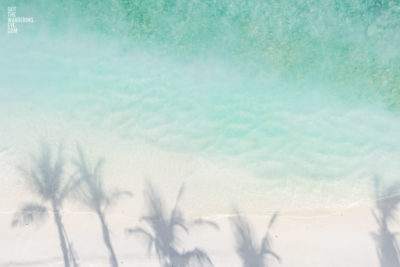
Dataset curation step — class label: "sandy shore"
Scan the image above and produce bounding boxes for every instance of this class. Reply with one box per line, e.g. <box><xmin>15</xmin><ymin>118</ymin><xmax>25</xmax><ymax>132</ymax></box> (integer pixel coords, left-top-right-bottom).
<box><xmin>0</xmin><ymin>202</ymin><xmax>388</xmax><ymax>267</ymax></box>
<box><xmin>0</xmin><ymin>139</ymin><xmax>388</xmax><ymax>267</ymax></box>
<box><xmin>0</xmin><ymin>109</ymin><xmax>395</xmax><ymax>267</ymax></box>
<box><xmin>0</xmin><ymin>107</ymin><xmax>377</xmax><ymax>214</ymax></box>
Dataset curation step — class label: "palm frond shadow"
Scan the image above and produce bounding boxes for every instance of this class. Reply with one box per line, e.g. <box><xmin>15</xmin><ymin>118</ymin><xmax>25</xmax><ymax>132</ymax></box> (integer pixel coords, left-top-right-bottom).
<box><xmin>126</xmin><ymin>182</ymin><xmax>217</xmax><ymax>267</ymax></box>
<box><xmin>371</xmin><ymin>176</ymin><xmax>400</xmax><ymax>267</ymax></box>
<box><xmin>12</xmin><ymin>142</ymin><xmax>80</xmax><ymax>267</ymax></box>
<box><xmin>73</xmin><ymin>146</ymin><xmax>132</xmax><ymax>267</ymax></box>
<box><xmin>231</xmin><ymin>209</ymin><xmax>280</xmax><ymax>267</ymax></box>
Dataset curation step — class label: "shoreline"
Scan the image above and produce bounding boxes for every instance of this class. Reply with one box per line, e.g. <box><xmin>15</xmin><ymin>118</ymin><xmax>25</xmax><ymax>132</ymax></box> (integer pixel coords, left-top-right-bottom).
<box><xmin>0</xmin><ymin>201</ymin><xmax>388</xmax><ymax>267</ymax></box>
<box><xmin>0</xmin><ymin>107</ymin><xmax>388</xmax><ymax>214</ymax></box>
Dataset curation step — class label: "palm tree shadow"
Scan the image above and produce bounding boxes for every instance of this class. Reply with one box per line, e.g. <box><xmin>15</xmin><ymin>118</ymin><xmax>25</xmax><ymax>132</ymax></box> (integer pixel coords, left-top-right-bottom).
<box><xmin>230</xmin><ymin>209</ymin><xmax>280</xmax><ymax>267</ymax></box>
<box><xmin>126</xmin><ymin>181</ymin><xmax>218</xmax><ymax>267</ymax></box>
<box><xmin>73</xmin><ymin>146</ymin><xmax>132</xmax><ymax>267</ymax></box>
<box><xmin>12</xmin><ymin>142</ymin><xmax>80</xmax><ymax>267</ymax></box>
<box><xmin>371</xmin><ymin>177</ymin><xmax>400</xmax><ymax>267</ymax></box>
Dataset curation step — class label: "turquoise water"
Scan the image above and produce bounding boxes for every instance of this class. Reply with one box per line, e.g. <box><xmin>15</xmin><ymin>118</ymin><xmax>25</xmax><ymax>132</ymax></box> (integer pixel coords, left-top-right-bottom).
<box><xmin>1</xmin><ymin>0</ymin><xmax>400</xmax><ymax>207</ymax></box>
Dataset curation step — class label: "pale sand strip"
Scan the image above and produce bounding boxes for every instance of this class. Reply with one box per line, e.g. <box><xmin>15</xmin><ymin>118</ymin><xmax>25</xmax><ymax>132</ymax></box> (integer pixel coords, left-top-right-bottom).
<box><xmin>0</xmin><ymin>203</ymin><xmax>387</xmax><ymax>267</ymax></box>
<box><xmin>0</xmin><ymin>108</ymin><xmax>392</xmax><ymax>266</ymax></box>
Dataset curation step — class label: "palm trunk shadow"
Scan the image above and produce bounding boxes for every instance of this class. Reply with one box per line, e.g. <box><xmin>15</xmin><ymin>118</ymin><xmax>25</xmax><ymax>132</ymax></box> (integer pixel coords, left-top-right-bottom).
<box><xmin>97</xmin><ymin>210</ymin><xmax>119</xmax><ymax>267</ymax></box>
<box><xmin>52</xmin><ymin>200</ymin><xmax>71</xmax><ymax>267</ymax></box>
<box><xmin>126</xmin><ymin>181</ymin><xmax>217</xmax><ymax>267</ymax></box>
<box><xmin>230</xmin><ymin>209</ymin><xmax>280</xmax><ymax>267</ymax></box>
<box><xmin>371</xmin><ymin>177</ymin><xmax>400</xmax><ymax>267</ymax></box>
<box><xmin>73</xmin><ymin>146</ymin><xmax>132</xmax><ymax>267</ymax></box>
<box><xmin>12</xmin><ymin>142</ymin><xmax>80</xmax><ymax>267</ymax></box>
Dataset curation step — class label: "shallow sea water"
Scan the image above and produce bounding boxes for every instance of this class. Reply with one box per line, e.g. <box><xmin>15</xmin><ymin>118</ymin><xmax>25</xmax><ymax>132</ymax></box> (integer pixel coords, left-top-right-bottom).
<box><xmin>1</xmin><ymin>34</ymin><xmax>400</xmax><ymax>212</ymax></box>
<box><xmin>1</xmin><ymin>0</ymin><xmax>400</xmax><ymax>211</ymax></box>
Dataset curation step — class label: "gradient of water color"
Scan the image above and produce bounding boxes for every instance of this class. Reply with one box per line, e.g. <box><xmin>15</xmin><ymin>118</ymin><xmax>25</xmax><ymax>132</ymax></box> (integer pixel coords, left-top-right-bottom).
<box><xmin>1</xmin><ymin>0</ymin><xmax>400</xmax><ymax>210</ymax></box>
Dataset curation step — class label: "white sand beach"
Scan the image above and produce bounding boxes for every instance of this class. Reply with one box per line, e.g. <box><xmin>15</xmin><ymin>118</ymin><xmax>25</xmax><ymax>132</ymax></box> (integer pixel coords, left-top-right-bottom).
<box><xmin>0</xmin><ymin>201</ymin><xmax>388</xmax><ymax>267</ymax></box>
<box><xmin>0</xmin><ymin>114</ymin><xmax>396</xmax><ymax>267</ymax></box>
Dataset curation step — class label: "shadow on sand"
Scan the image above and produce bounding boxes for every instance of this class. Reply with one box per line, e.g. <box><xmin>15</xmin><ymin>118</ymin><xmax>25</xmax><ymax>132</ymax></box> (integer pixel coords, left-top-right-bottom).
<box><xmin>73</xmin><ymin>146</ymin><xmax>132</xmax><ymax>267</ymax></box>
<box><xmin>12</xmin><ymin>142</ymin><xmax>80</xmax><ymax>267</ymax></box>
<box><xmin>230</xmin><ymin>209</ymin><xmax>280</xmax><ymax>267</ymax></box>
<box><xmin>126</xmin><ymin>181</ymin><xmax>218</xmax><ymax>267</ymax></box>
<box><xmin>371</xmin><ymin>177</ymin><xmax>400</xmax><ymax>267</ymax></box>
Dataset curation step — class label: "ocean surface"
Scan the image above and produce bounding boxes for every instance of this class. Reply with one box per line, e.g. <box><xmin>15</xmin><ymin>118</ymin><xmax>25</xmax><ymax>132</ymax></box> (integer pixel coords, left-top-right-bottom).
<box><xmin>1</xmin><ymin>0</ymin><xmax>400</xmax><ymax>211</ymax></box>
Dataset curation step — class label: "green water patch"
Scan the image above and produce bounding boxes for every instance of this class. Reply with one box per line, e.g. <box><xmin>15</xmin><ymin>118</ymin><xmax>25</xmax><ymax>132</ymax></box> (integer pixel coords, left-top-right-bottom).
<box><xmin>1</xmin><ymin>0</ymin><xmax>400</xmax><ymax>109</ymax></box>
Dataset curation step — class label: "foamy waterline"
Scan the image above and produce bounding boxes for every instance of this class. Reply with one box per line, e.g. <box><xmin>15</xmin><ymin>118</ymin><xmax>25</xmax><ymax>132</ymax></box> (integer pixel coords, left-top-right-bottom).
<box><xmin>0</xmin><ymin>102</ymin><xmax>395</xmax><ymax>214</ymax></box>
